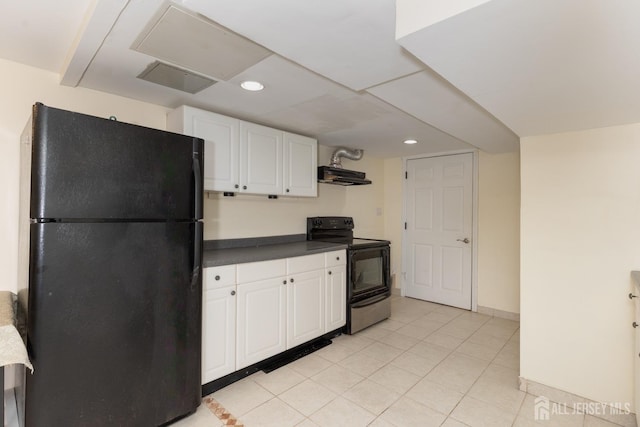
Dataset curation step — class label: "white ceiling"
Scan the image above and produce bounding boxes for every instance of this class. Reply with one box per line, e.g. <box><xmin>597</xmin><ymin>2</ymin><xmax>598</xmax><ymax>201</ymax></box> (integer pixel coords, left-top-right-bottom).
<box><xmin>3</xmin><ymin>1</ymin><xmax>639</xmax><ymax>158</ymax></box>
<box><xmin>398</xmin><ymin>0</ymin><xmax>640</xmax><ymax>137</ymax></box>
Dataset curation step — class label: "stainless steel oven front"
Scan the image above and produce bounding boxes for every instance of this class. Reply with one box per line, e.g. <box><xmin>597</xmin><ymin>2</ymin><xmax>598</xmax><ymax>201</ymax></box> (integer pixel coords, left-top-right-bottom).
<box><xmin>347</xmin><ymin>244</ymin><xmax>391</xmax><ymax>334</ymax></box>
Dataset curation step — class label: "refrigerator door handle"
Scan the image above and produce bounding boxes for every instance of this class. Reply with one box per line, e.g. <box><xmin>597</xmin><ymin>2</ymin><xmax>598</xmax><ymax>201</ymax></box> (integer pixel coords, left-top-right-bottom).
<box><xmin>192</xmin><ymin>222</ymin><xmax>203</xmax><ymax>292</ymax></box>
<box><xmin>193</xmin><ymin>150</ymin><xmax>202</xmax><ymax>218</ymax></box>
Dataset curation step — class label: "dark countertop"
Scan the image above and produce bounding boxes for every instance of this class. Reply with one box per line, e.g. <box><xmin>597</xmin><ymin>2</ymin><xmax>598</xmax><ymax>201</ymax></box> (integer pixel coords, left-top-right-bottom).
<box><xmin>203</xmin><ymin>235</ymin><xmax>347</xmax><ymax>267</ymax></box>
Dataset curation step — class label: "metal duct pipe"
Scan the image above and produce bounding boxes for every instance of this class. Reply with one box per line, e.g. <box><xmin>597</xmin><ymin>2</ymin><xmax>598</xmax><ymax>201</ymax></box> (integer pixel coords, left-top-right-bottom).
<box><xmin>329</xmin><ymin>147</ymin><xmax>364</xmax><ymax>168</ymax></box>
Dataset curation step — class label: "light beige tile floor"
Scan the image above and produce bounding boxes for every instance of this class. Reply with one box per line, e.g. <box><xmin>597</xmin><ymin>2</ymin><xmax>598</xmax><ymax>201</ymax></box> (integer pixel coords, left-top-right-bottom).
<box><xmin>173</xmin><ymin>296</ymin><xmax>632</xmax><ymax>427</ymax></box>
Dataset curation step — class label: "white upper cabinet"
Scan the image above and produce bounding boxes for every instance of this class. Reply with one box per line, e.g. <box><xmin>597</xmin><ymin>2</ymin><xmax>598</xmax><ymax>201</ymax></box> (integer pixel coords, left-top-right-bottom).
<box><xmin>168</xmin><ymin>106</ymin><xmax>317</xmax><ymax>197</ymax></box>
<box><xmin>283</xmin><ymin>132</ymin><xmax>318</xmax><ymax>197</ymax></box>
<box><xmin>167</xmin><ymin>106</ymin><xmax>239</xmax><ymax>192</ymax></box>
<box><xmin>240</xmin><ymin>121</ymin><xmax>283</xmax><ymax>195</ymax></box>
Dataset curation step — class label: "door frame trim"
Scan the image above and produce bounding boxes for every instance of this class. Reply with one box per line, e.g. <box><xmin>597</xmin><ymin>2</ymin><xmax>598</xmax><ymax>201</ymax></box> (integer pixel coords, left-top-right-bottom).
<box><xmin>401</xmin><ymin>149</ymin><xmax>479</xmax><ymax>312</ymax></box>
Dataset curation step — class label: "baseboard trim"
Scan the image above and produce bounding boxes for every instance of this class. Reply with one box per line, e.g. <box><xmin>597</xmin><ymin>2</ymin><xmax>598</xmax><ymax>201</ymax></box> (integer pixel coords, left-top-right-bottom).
<box><xmin>477</xmin><ymin>305</ymin><xmax>520</xmax><ymax>321</ymax></box>
<box><xmin>519</xmin><ymin>377</ymin><xmax>637</xmax><ymax>427</ymax></box>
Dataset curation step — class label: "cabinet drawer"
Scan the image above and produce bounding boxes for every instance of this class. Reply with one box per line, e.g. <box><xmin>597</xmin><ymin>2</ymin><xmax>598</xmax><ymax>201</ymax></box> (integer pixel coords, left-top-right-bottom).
<box><xmin>237</xmin><ymin>258</ymin><xmax>286</xmax><ymax>284</ymax></box>
<box><xmin>205</xmin><ymin>265</ymin><xmax>237</xmax><ymax>290</ymax></box>
<box><xmin>325</xmin><ymin>250</ymin><xmax>346</xmax><ymax>268</ymax></box>
<box><xmin>287</xmin><ymin>253</ymin><xmax>324</xmax><ymax>274</ymax></box>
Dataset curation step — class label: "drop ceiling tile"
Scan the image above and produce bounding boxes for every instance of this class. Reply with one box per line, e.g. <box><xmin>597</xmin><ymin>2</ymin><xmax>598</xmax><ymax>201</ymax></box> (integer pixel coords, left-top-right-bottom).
<box><xmin>132</xmin><ymin>4</ymin><xmax>271</xmax><ymax>81</ymax></box>
<box><xmin>368</xmin><ymin>70</ymin><xmax>518</xmax><ymax>153</ymax></box>
<box><xmin>181</xmin><ymin>0</ymin><xmax>425</xmax><ymax>91</ymax></box>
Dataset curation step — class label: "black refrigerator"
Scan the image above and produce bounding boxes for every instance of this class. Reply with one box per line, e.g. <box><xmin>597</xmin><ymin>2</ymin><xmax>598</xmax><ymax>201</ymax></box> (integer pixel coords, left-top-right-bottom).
<box><xmin>18</xmin><ymin>103</ymin><xmax>204</xmax><ymax>426</ymax></box>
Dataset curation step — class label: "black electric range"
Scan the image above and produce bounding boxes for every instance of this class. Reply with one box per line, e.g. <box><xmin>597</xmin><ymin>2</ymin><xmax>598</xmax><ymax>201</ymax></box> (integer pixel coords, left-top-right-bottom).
<box><xmin>307</xmin><ymin>216</ymin><xmax>391</xmax><ymax>334</ymax></box>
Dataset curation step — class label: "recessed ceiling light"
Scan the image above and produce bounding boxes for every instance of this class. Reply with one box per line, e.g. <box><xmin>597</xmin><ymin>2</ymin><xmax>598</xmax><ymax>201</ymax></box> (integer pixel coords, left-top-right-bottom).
<box><xmin>240</xmin><ymin>80</ymin><xmax>264</xmax><ymax>91</ymax></box>
<box><xmin>403</xmin><ymin>139</ymin><xmax>418</xmax><ymax>144</ymax></box>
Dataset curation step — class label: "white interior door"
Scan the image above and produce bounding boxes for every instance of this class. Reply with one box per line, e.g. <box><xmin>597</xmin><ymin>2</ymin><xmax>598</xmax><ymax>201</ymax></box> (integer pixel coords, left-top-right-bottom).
<box><xmin>404</xmin><ymin>153</ymin><xmax>473</xmax><ymax>309</ymax></box>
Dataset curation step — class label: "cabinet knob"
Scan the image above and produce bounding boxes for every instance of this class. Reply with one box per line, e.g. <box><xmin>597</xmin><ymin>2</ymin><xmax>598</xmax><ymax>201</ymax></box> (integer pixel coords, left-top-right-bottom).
<box><xmin>235</xmin><ymin>184</ymin><xmax>239</xmax><ymax>189</ymax></box>
<box><xmin>286</xmin><ymin>188</ymin><xmax>290</xmax><ymax>193</ymax></box>
<box><xmin>230</xmin><ymin>290</ymin><xmax>236</xmax><ymax>296</ymax></box>
<box><xmin>215</xmin><ymin>275</ymin><xmax>220</xmax><ymax>281</ymax></box>
<box><xmin>634</xmin><ymin>322</ymin><xmax>639</xmax><ymax>328</ymax></box>
<box><xmin>336</xmin><ymin>256</ymin><xmax>340</xmax><ymax>261</ymax></box>
<box><xmin>290</xmin><ymin>278</ymin><xmax>294</xmax><ymax>283</ymax></box>
<box><xmin>328</xmin><ymin>271</ymin><xmax>332</xmax><ymax>275</ymax></box>
<box><xmin>243</xmin><ymin>185</ymin><xmax>247</xmax><ymax>190</ymax></box>
<box><xmin>283</xmin><ymin>280</ymin><xmax>287</xmax><ymax>285</ymax></box>
<box><xmin>630</xmin><ymin>293</ymin><xmax>638</xmax><ymax>299</ymax></box>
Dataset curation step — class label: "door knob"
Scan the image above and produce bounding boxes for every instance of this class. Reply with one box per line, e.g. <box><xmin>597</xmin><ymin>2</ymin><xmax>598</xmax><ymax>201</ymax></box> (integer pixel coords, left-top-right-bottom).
<box><xmin>456</xmin><ymin>238</ymin><xmax>470</xmax><ymax>244</ymax></box>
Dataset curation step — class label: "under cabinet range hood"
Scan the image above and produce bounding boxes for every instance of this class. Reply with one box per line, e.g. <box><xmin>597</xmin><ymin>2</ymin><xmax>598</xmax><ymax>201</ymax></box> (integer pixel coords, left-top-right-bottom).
<box><xmin>318</xmin><ymin>147</ymin><xmax>371</xmax><ymax>185</ymax></box>
<box><xmin>318</xmin><ymin>166</ymin><xmax>372</xmax><ymax>185</ymax></box>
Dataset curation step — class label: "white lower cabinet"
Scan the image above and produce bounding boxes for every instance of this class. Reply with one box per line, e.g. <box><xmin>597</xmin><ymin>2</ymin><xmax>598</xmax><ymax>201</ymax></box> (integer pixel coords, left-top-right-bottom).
<box><xmin>287</xmin><ymin>269</ymin><xmax>325</xmax><ymax>348</ymax></box>
<box><xmin>325</xmin><ymin>264</ymin><xmax>347</xmax><ymax>331</ymax></box>
<box><xmin>202</xmin><ymin>249</ymin><xmax>347</xmax><ymax>382</ymax></box>
<box><xmin>202</xmin><ymin>286</ymin><xmax>236</xmax><ymax>383</ymax></box>
<box><xmin>236</xmin><ymin>276</ymin><xmax>287</xmax><ymax>369</ymax></box>
<box><xmin>202</xmin><ymin>265</ymin><xmax>237</xmax><ymax>384</ymax></box>
<box><xmin>633</xmin><ymin>281</ymin><xmax>640</xmax><ymax>426</ymax></box>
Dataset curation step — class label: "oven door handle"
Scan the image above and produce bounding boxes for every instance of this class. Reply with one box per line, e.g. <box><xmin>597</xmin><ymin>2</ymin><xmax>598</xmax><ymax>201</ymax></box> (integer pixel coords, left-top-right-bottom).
<box><xmin>352</xmin><ymin>293</ymin><xmax>389</xmax><ymax>309</ymax></box>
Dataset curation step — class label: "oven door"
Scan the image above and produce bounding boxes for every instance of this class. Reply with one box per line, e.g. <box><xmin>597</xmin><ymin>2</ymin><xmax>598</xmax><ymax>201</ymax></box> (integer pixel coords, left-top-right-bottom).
<box><xmin>349</xmin><ymin>245</ymin><xmax>390</xmax><ymax>302</ymax></box>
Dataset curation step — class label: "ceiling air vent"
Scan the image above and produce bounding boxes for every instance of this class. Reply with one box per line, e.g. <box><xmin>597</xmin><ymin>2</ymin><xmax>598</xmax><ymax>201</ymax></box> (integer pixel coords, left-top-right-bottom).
<box><xmin>132</xmin><ymin>4</ymin><xmax>271</xmax><ymax>81</ymax></box>
<box><xmin>137</xmin><ymin>61</ymin><xmax>216</xmax><ymax>94</ymax></box>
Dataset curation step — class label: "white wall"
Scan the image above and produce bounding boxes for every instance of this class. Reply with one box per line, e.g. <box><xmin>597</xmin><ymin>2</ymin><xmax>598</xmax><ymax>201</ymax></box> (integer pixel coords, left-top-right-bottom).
<box><xmin>477</xmin><ymin>151</ymin><xmax>520</xmax><ymax>313</ymax></box>
<box><xmin>521</xmin><ymin>124</ymin><xmax>640</xmax><ymax>408</ymax></box>
<box><xmin>384</xmin><ymin>158</ymin><xmax>404</xmax><ymax>288</ymax></box>
<box><xmin>203</xmin><ymin>149</ymin><xmax>386</xmax><ymax>240</ymax></box>
<box><xmin>0</xmin><ymin>59</ymin><xmax>170</xmax><ymax>293</ymax></box>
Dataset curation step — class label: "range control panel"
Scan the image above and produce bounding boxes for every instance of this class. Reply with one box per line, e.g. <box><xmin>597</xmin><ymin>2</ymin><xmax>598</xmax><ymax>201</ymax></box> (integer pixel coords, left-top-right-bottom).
<box><xmin>307</xmin><ymin>216</ymin><xmax>354</xmax><ymax>231</ymax></box>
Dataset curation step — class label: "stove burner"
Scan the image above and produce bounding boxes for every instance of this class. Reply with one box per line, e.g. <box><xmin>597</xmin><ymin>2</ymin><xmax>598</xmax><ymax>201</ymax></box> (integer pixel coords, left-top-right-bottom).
<box><xmin>306</xmin><ymin>217</ymin><xmax>389</xmax><ymax>249</ymax></box>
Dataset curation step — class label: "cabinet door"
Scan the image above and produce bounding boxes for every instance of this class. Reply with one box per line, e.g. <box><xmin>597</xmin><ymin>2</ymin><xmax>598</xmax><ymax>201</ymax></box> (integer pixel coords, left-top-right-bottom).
<box><xmin>240</xmin><ymin>121</ymin><xmax>283</xmax><ymax>195</ymax></box>
<box><xmin>287</xmin><ymin>269</ymin><xmax>325</xmax><ymax>348</ymax></box>
<box><xmin>236</xmin><ymin>277</ymin><xmax>287</xmax><ymax>369</ymax></box>
<box><xmin>202</xmin><ymin>285</ymin><xmax>236</xmax><ymax>383</ymax></box>
<box><xmin>168</xmin><ymin>106</ymin><xmax>240</xmax><ymax>192</ymax></box>
<box><xmin>283</xmin><ymin>132</ymin><xmax>317</xmax><ymax>197</ymax></box>
<box><xmin>635</xmin><ymin>294</ymin><xmax>640</xmax><ymax>426</ymax></box>
<box><xmin>325</xmin><ymin>264</ymin><xmax>347</xmax><ymax>332</ymax></box>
